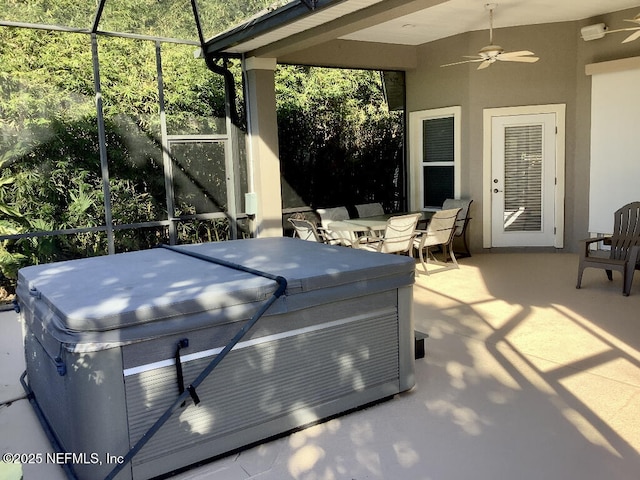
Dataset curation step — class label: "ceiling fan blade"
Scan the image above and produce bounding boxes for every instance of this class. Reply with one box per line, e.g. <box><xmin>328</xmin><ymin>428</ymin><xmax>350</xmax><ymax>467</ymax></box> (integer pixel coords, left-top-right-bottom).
<box><xmin>477</xmin><ymin>59</ymin><xmax>494</xmax><ymax>70</ymax></box>
<box><xmin>441</xmin><ymin>58</ymin><xmax>483</xmax><ymax>67</ymax></box>
<box><xmin>497</xmin><ymin>50</ymin><xmax>536</xmax><ymax>59</ymax></box>
<box><xmin>497</xmin><ymin>54</ymin><xmax>540</xmax><ymax>63</ymax></box>
<box><xmin>622</xmin><ymin>29</ymin><xmax>640</xmax><ymax>43</ymax></box>
<box><xmin>605</xmin><ymin>26</ymin><xmax>640</xmax><ymax>34</ymax></box>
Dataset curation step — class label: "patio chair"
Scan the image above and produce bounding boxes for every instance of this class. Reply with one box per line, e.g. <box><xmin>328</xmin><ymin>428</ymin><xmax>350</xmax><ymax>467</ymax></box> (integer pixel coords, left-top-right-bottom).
<box><xmin>353</xmin><ymin>213</ymin><xmax>421</xmax><ymax>254</ymax></box>
<box><xmin>413</xmin><ymin>208</ymin><xmax>461</xmax><ymax>274</ymax></box>
<box><xmin>355</xmin><ymin>202</ymin><xmax>384</xmax><ymax>218</ymax></box>
<box><xmin>288</xmin><ymin>217</ymin><xmax>325</xmax><ymax>243</ymax></box>
<box><xmin>576</xmin><ymin>201</ymin><xmax>640</xmax><ymax>296</ymax></box>
<box><xmin>442</xmin><ymin>198</ymin><xmax>473</xmax><ymax>258</ymax></box>
<box><xmin>317</xmin><ymin>206</ymin><xmax>356</xmax><ymax>246</ymax></box>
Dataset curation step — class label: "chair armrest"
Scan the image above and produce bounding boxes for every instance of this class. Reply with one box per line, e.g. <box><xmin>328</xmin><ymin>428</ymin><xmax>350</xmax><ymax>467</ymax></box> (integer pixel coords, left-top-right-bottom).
<box><xmin>413</xmin><ymin>230</ymin><xmax>432</xmax><ymax>249</ymax></box>
<box><xmin>578</xmin><ymin>236</ymin><xmax>611</xmax><ymax>259</ymax></box>
<box><xmin>629</xmin><ymin>244</ymin><xmax>640</xmax><ymax>267</ymax></box>
<box><xmin>579</xmin><ymin>237</ymin><xmax>609</xmax><ymax>245</ymax></box>
<box><xmin>353</xmin><ymin>235</ymin><xmax>384</xmax><ymax>248</ymax></box>
<box><xmin>316</xmin><ymin>226</ymin><xmax>337</xmax><ymax>244</ymax></box>
<box><xmin>319</xmin><ymin>227</ymin><xmax>354</xmax><ymax>247</ymax></box>
<box><xmin>315</xmin><ymin>225</ymin><xmax>327</xmax><ymax>237</ymax></box>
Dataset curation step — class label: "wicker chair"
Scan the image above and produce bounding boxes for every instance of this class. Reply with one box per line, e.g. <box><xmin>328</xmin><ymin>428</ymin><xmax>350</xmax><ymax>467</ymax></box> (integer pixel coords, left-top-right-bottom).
<box><xmin>576</xmin><ymin>201</ymin><xmax>640</xmax><ymax>296</ymax></box>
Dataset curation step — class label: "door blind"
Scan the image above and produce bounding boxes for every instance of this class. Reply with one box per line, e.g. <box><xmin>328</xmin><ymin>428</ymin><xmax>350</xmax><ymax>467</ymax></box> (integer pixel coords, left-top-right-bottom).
<box><xmin>503</xmin><ymin>125</ymin><xmax>543</xmax><ymax>232</ymax></box>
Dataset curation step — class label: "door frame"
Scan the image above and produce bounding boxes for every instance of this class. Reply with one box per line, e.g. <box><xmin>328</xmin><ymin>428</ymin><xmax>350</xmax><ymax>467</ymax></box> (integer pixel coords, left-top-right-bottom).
<box><xmin>482</xmin><ymin>104</ymin><xmax>566</xmax><ymax>248</ymax></box>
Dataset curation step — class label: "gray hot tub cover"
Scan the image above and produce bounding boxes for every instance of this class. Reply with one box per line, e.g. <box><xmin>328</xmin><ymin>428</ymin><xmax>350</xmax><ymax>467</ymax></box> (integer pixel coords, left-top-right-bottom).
<box><xmin>17</xmin><ymin>237</ymin><xmax>414</xmax><ymax>351</ymax></box>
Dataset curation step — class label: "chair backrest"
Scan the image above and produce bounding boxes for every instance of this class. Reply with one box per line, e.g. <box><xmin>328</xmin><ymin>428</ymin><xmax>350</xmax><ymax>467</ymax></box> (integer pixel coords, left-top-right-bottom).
<box><xmin>379</xmin><ymin>213</ymin><xmax>421</xmax><ymax>254</ymax></box>
<box><xmin>610</xmin><ymin>201</ymin><xmax>640</xmax><ymax>260</ymax></box>
<box><xmin>316</xmin><ymin>206</ymin><xmax>350</xmax><ymax>229</ymax></box>
<box><xmin>317</xmin><ymin>206</ymin><xmax>355</xmax><ymax>242</ymax></box>
<box><xmin>426</xmin><ymin>208</ymin><xmax>461</xmax><ymax>245</ymax></box>
<box><xmin>355</xmin><ymin>202</ymin><xmax>384</xmax><ymax>218</ymax></box>
<box><xmin>288</xmin><ymin>218</ymin><xmax>322</xmax><ymax>243</ymax></box>
<box><xmin>442</xmin><ymin>198</ymin><xmax>472</xmax><ymax>236</ymax></box>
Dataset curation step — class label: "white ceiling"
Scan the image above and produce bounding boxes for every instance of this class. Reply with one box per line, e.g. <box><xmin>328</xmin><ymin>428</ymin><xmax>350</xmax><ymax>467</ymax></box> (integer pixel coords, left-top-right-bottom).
<box><xmin>341</xmin><ymin>0</ymin><xmax>640</xmax><ymax>45</ymax></box>
<box><xmin>217</xmin><ymin>0</ymin><xmax>640</xmax><ymax>55</ymax></box>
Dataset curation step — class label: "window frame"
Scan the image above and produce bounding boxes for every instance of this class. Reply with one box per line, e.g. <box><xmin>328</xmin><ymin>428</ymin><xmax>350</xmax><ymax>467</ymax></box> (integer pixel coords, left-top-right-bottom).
<box><xmin>409</xmin><ymin>106</ymin><xmax>461</xmax><ymax>211</ymax></box>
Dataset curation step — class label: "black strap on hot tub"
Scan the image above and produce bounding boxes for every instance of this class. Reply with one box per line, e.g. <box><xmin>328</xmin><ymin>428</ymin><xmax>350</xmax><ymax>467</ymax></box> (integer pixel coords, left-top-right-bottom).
<box><xmin>175</xmin><ymin>338</ymin><xmax>189</xmax><ymax>407</ymax></box>
<box><xmin>103</xmin><ymin>244</ymin><xmax>287</xmax><ymax>480</ymax></box>
<box><xmin>159</xmin><ymin>244</ymin><xmax>288</xmax><ymax>296</ymax></box>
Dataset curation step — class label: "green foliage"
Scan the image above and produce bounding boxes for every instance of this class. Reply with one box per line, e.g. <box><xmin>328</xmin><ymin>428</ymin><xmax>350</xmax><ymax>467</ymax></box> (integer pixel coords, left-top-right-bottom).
<box><xmin>0</xmin><ymin>238</ymin><xmax>27</xmax><ymax>281</ymax></box>
<box><xmin>0</xmin><ymin>0</ymin><xmax>279</xmax><ymax>42</ymax></box>
<box><xmin>277</xmin><ymin>66</ymin><xmax>403</xmax><ymax>210</ymax></box>
<box><xmin>0</xmin><ymin>3</ymin><xmax>403</xmax><ymax>291</ymax></box>
<box><xmin>197</xmin><ymin>0</ymin><xmax>288</xmax><ymax>38</ymax></box>
<box><xmin>0</xmin><ymin>154</ymin><xmax>28</xmax><ymax>281</ymax></box>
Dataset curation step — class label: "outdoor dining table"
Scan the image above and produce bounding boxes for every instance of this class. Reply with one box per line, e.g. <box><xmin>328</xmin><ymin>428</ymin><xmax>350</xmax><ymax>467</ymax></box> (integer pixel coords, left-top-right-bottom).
<box><xmin>327</xmin><ymin>214</ymin><xmax>393</xmax><ymax>235</ymax></box>
<box><xmin>327</xmin><ymin>211</ymin><xmax>434</xmax><ymax>239</ymax></box>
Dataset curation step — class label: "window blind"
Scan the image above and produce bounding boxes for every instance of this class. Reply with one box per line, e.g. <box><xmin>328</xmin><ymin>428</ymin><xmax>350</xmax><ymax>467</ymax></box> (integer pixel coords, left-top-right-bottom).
<box><xmin>423</xmin><ymin>117</ymin><xmax>454</xmax><ymax>162</ymax></box>
<box><xmin>422</xmin><ymin>116</ymin><xmax>454</xmax><ymax>208</ymax></box>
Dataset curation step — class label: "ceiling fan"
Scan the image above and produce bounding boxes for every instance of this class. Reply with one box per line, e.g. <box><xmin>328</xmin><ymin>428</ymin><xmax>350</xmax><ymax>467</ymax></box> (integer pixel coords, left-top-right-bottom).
<box><xmin>607</xmin><ymin>13</ymin><xmax>640</xmax><ymax>43</ymax></box>
<box><xmin>441</xmin><ymin>3</ymin><xmax>539</xmax><ymax>70</ymax></box>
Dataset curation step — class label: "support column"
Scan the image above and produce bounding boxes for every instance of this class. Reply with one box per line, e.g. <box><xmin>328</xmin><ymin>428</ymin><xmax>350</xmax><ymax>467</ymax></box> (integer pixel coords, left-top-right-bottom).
<box><xmin>243</xmin><ymin>57</ymin><xmax>283</xmax><ymax>238</ymax></box>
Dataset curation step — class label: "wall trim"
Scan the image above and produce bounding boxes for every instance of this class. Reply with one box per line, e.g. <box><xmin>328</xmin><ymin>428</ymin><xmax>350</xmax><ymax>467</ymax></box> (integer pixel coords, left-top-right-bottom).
<box><xmin>585</xmin><ymin>56</ymin><xmax>640</xmax><ymax>76</ymax></box>
<box><xmin>244</xmin><ymin>56</ymin><xmax>277</xmax><ymax>71</ymax></box>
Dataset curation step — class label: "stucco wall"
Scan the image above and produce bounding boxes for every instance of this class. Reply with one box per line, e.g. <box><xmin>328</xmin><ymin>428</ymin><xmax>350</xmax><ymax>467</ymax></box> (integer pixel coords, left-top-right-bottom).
<box><xmin>406</xmin><ymin>8</ymin><xmax>640</xmax><ymax>253</ymax></box>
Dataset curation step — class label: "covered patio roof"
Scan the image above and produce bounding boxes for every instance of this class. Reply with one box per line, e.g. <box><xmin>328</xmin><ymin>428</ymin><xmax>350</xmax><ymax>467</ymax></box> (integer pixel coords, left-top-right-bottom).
<box><xmin>203</xmin><ymin>0</ymin><xmax>640</xmax><ymax>61</ymax></box>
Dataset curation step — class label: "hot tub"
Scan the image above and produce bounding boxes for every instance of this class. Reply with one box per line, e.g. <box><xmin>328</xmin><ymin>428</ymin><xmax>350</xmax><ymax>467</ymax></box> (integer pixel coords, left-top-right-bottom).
<box><xmin>18</xmin><ymin>237</ymin><xmax>415</xmax><ymax>480</ymax></box>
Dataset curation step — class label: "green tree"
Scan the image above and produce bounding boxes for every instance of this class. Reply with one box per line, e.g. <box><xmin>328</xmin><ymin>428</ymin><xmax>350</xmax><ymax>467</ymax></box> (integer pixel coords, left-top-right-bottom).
<box><xmin>277</xmin><ymin>66</ymin><xmax>403</xmax><ymax>210</ymax></box>
<box><xmin>0</xmin><ymin>1</ymin><xmax>403</xmax><ymax>291</ymax></box>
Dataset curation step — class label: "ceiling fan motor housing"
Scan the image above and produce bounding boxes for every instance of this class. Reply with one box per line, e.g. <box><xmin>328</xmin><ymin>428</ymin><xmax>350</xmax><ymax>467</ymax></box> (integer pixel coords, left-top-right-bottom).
<box><xmin>479</xmin><ymin>44</ymin><xmax>504</xmax><ymax>57</ymax></box>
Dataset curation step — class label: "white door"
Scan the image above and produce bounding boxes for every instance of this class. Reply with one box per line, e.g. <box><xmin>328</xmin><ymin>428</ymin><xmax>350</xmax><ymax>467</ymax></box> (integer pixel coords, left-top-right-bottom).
<box><xmin>491</xmin><ymin>113</ymin><xmax>557</xmax><ymax>247</ymax></box>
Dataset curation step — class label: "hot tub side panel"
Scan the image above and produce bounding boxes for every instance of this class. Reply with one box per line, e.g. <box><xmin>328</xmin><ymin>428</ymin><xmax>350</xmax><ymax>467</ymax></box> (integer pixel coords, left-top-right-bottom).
<box><xmin>122</xmin><ymin>291</ymin><xmax>406</xmax><ymax>479</ymax></box>
<box><xmin>397</xmin><ymin>285</ymin><xmax>416</xmax><ymax>391</ymax></box>
<box><xmin>22</xmin><ymin>324</ymin><xmax>132</xmax><ymax>480</ymax></box>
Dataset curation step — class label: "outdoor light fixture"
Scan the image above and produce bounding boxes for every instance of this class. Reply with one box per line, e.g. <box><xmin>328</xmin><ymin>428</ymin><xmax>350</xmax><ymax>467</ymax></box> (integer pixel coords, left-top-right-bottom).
<box><xmin>581</xmin><ymin>23</ymin><xmax>607</xmax><ymax>41</ymax></box>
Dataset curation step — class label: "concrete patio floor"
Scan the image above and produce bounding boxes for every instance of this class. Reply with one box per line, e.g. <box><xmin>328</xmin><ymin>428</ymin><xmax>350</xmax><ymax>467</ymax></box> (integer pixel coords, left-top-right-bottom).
<box><xmin>1</xmin><ymin>252</ymin><xmax>639</xmax><ymax>480</ymax></box>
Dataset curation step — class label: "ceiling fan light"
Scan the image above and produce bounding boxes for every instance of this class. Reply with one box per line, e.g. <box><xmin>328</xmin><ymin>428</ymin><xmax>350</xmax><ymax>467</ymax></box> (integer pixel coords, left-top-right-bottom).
<box><xmin>581</xmin><ymin>23</ymin><xmax>607</xmax><ymax>41</ymax></box>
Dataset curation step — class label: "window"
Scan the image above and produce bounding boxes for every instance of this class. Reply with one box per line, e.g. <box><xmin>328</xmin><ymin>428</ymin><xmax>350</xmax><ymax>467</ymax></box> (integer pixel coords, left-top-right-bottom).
<box><xmin>409</xmin><ymin>106</ymin><xmax>461</xmax><ymax>210</ymax></box>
